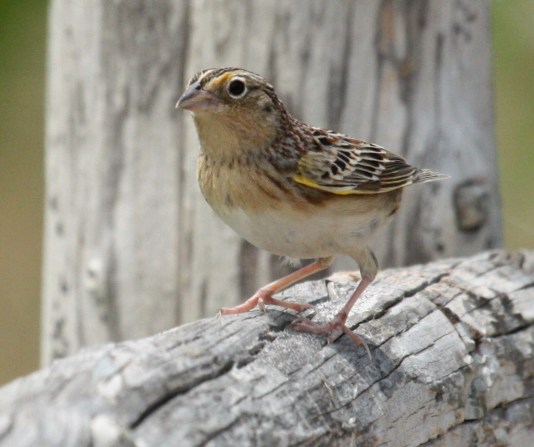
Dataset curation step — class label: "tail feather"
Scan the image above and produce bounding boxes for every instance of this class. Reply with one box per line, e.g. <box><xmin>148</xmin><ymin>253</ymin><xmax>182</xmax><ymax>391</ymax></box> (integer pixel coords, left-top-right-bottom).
<box><xmin>413</xmin><ymin>168</ymin><xmax>449</xmax><ymax>185</ymax></box>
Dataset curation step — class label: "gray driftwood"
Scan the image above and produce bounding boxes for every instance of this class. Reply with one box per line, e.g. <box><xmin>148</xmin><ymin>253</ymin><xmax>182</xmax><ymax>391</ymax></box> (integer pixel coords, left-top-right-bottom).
<box><xmin>43</xmin><ymin>0</ymin><xmax>502</xmax><ymax>365</ymax></box>
<box><xmin>3</xmin><ymin>250</ymin><xmax>533</xmax><ymax>447</ymax></box>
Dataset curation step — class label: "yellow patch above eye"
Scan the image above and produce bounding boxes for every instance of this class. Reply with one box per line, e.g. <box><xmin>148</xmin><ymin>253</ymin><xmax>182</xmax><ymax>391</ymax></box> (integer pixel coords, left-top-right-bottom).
<box><xmin>206</xmin><ymin>72</ymin><xmax>234</xmax><ymax>91</ymax></box>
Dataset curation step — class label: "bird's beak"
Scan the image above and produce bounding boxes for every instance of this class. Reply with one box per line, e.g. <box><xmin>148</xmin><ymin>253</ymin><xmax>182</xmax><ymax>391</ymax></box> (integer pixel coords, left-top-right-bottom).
<box><xmin>176</xmin><ymin>81</ymin><xmax>222</xmax><ymax>112</ymax></box>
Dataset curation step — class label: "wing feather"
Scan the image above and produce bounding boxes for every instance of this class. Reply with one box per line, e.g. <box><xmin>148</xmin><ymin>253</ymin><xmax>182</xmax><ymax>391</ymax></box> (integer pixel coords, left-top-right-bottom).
<box><xmin>293</xmin><ymin>127</ymin><xmax>446</xmax><ymax>195</ymax></box>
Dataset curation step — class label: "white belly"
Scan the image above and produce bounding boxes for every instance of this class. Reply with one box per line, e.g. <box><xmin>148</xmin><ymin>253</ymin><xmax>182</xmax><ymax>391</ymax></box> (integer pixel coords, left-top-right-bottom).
<box><xmin>216</xmin><ymin>204</ymin><xmax>382</xmax><ymax>259</ymax></box>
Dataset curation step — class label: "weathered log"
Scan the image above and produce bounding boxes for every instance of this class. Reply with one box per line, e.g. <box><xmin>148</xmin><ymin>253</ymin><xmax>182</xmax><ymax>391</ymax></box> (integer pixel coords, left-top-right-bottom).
<box><xmin>2</xmin><ymin>250</ymin><xmax>533</xmax><ymax>446</ymax></box>
<box><xmin>43</xmin><ymin>0</ymin><xmax>502</xmax><ymax>365</ymax></box>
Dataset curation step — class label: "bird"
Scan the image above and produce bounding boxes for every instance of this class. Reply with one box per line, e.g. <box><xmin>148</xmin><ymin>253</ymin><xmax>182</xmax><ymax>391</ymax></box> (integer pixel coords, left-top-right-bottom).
<box><xmin>176</xmin><ymin>67</ymin><xmax>446</xmax><ymax>348</ymax></box>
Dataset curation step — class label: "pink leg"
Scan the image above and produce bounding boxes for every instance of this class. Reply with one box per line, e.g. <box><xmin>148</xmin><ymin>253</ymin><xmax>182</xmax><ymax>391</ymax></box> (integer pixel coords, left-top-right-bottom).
<box><xmin>290</xmin><ymin>276</ymin><xmax>372</xmax><ymax>345</ymax></box>
<box><xmin>219</xmin><ymin>256</ymin><xmax>334</xmax><ymax>315</ymax></box>
<box><xmin>290</xmin><ymin>247</ymin><xmax>378</xmax><ymax>357</ymax></box>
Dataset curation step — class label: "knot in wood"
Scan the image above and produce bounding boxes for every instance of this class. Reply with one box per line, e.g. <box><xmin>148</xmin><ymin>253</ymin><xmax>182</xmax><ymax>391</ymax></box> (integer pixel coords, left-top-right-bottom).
<box><xmin>453</xmin><ymin>179</ymin><xmax>489</xmax><ymax>232</ymax></box>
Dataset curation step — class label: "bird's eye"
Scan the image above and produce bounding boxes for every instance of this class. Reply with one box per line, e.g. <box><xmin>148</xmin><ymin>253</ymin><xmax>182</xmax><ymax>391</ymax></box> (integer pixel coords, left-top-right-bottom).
<box><xmin>227</xmin><ymin>78</ymin><xmax>247</xmax><ymax>98</ymax></box>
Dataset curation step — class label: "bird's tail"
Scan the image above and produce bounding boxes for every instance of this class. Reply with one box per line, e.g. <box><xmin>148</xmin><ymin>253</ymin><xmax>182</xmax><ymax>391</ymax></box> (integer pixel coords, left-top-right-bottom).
<box><xmin>413</xmin><ymin>168</ymin><xmax>449</xmax><ymax>185</ymax></box>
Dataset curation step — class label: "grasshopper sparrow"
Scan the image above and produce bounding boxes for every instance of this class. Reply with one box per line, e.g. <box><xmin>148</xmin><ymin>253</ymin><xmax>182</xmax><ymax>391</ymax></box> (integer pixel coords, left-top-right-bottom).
<box><xmin>177</xmin><ymin>67</ymin><xmax>446</xmax><ymax>348</ymax></box>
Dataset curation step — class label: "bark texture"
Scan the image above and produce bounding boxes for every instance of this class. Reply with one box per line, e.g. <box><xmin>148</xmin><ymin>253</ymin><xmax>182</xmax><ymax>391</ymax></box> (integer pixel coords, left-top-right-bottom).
<box><xmin>7</xmin><ymin>251</ymin><xmax>534</xmax><ymax>447</ymax></box>
<box><xmin>43</xmin><ymin>0</ymin><xmax>501</xmax><ymax>364</ymax></box>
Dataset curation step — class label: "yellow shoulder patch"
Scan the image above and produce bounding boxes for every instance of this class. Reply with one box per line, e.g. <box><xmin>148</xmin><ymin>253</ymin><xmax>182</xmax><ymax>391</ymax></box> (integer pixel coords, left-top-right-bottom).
<box><xmin>293</xmin><ymin>174</ymin><xmax>321</xmax><ymax>189</ymax></box>
<box><xmin>293</xmin><ymin>174</ymin><xmax>397</xmax><ymax>195</ymax></box>
<box><xmin>293</xmin><ymin>174</ymin><xmax>356</xmax><ymax>195</ymax></box>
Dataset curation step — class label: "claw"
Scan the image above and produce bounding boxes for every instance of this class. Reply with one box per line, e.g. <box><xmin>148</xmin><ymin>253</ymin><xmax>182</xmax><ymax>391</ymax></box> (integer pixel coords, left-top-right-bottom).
<box><xmin>290</xmin><ymin>317</ymin><xmax>371</xmax><ymax>359</ymax></box>
<box><xmin>219</xmin><ymin>290</ymin><xmax>314</xmax><ymax>316</ymax></box>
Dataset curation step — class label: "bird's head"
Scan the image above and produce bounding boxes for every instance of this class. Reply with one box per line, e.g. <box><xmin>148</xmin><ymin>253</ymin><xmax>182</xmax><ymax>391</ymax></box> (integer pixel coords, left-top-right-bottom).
<box><xmin>177</xmin><ymin>68</ymin><xmax>287</xmax><ymax>155</ymax></box>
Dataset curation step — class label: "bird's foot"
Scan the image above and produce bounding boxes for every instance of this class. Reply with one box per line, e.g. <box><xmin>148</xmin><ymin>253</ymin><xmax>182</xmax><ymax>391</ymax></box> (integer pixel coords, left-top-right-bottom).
<box><xmin>219</xmin><ymin>288</ymin><xmax>314</xmax><ymax>316</ymax></box>
<box><xmin>290</xmin><ymin>314</ymin><xmax>371</xmax><ymax>359</ymax></box>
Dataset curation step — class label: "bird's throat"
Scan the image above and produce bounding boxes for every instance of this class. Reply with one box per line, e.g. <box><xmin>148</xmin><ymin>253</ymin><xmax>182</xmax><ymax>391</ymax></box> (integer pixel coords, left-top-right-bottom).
<box><xmin>192</xmin><ymin>111</ymin><xmax>278</xmax><ymax>161</ymax></box>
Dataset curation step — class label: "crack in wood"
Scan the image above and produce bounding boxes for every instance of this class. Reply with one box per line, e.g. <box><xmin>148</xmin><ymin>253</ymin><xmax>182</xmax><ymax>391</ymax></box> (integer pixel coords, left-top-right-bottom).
<box><xmin>129</xmin><ymin>359</ymin><xmax>235</xmax><ymax>430</ymax></box>
<box><xmin>195</xmin><ymin>418</ymin><xmax>241</xmax><ymax>447</ymax></box>
<box><xmin>422</xmin><ymin>396</ymin><xmax>534</xmax><ymax>447</ymax></box>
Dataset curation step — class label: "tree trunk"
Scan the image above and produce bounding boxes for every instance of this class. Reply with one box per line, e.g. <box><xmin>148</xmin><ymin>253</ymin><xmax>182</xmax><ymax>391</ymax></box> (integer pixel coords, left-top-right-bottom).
<box><xmin>42</xmin><ymin>0</ymin><xmax>501</xmax><ymax>365</ymax></box>
<box><xmin>7</xmin><ymin>251</ymin><xmax>534</xmax><ymax>446</ymax></box>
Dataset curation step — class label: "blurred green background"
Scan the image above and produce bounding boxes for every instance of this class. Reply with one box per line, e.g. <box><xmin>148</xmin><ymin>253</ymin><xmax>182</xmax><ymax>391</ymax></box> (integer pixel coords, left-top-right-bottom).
<box><xmin>0</xmin><ymin>1</ymin><xmax>533</xmax><ymax>386</ymax></box>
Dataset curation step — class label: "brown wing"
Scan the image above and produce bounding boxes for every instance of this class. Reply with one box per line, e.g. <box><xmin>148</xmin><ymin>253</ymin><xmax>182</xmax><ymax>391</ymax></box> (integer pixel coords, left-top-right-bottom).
<box><xmin>293</xmin><ymin>127</ymin><xmax>446</xmax><ymax>195</ymax></box>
